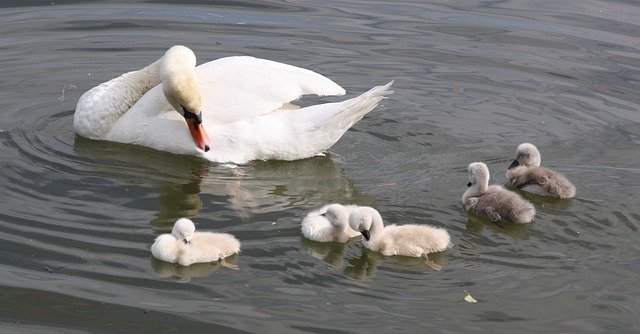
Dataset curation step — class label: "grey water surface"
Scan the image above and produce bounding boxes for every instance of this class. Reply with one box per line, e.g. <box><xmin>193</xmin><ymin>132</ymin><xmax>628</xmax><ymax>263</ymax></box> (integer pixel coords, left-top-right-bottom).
<box><xmin>1</xmin><ymin>0</ymin><xmax>639</xmax><ymax>333</ymax></box>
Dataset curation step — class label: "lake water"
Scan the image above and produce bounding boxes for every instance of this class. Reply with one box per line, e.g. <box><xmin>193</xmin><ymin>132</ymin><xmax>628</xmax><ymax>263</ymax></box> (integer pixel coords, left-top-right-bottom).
<box><xmin>1</xmin><ymin>0</ymin><xmax>640</xmax><ymax>333</ymax></box>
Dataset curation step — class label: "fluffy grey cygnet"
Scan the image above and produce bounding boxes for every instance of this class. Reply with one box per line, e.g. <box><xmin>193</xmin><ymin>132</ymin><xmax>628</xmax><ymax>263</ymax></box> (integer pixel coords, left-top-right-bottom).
<box><xmin>151</xmin><ymin>218</ymin><xmax>240</xmax><ymax>266</ymax></box>
<box><xmin>506</xmin><ymin>143</ymin><xmax>576</xmax><ymax>199</ymax></box>
<box><xmin>347</xmin><ymin>206</ymin><xmax>451</xmax><ymax>256</ymax></box>
<box><xmin>301</xmin><ymin>204</ymin><xmax>360</xmax><ymax>242</ymax></box>
<box><xmin>463</xmin><ymin>162</ymin><xmax>535</xmax><ymax>224</ymax></box>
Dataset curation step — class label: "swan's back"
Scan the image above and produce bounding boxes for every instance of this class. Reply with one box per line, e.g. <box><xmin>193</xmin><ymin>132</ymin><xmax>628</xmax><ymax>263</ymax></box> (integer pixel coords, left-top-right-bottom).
<box><xmin>383</xmin><ymin>224</ymin><xmax>451</xmax><ymax>255</ymax></box>
<box><xmin>507</xmin><ymin>166</ymin><xmax>576</xmax><ymax>199</ymax></box>
<box><xmin>195</xmin><ymin>56</ymin><xmax>346</xmax><ymax>124</ymax></box>
<box><xmin>477</xmin><ymin>185</ymin><xmax>535</xmax><ymax>223</ymax></box>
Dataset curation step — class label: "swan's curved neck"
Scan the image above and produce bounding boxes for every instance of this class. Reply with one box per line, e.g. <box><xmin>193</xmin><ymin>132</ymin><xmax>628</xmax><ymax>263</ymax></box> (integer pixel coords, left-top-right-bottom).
<box><xmin>121</xmin><ymin>59</ymin><xmax>162</xmax><ymax>109</ymax></box>
<box><xmin>103</xmin><ymin>59</ymin><xmax>163</xmax><ymax>121</ymax></box>
<box><xmin>75</xmin><ymin>58</ymin><xmax>162</xmax><ymax>139</ymax></box>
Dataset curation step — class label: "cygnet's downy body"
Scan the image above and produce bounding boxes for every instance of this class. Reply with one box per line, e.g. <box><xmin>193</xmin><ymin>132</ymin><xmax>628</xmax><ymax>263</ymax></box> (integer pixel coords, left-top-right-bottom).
<box><xmin>463</xmin><ymin>162</ymin><xmax>535</xmax><ymax>224</ymax></box>
<box><xmin>506</xmin><ymin>143</ymin><xmax>576</xmax><ymax>199</ymax></box>
<box><xmin>348</xmin><ymin>206</ymin><xmax>451</xmax><ymax>257</ymax></box>
<box><xmin>301</xmin><ymin>204</ymin><xmax>361</xmax><ymax>242</ymax></box>
<box><xmin>151</xmin><ymin>218</ymin><xmax>241</xmax><ymax>266</ymax></box>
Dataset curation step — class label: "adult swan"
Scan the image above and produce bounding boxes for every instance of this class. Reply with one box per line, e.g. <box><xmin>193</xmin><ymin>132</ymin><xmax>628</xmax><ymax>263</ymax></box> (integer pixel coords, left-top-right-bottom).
<box><xmin>74</xmin><ymin>45</ymin><xmax>393</xmax><ymax>164</ymax></box>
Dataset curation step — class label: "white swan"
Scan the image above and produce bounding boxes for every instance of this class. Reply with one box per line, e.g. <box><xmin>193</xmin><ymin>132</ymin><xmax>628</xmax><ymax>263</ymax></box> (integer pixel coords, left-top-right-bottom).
<box><xmin>463</xmin><ymin>162</ymin><xmax>535</xmax><ymax>224</ymax></box>
<box><xmin>74</xmin><ymin>45</ymin><xmax>394</xmax><ymax>163</ymax></box>
<box><xmin>506</xmin><ymin>143</ymin><xmax>576</xmax><ymax>198</ymax></box>
<box><xmin>347</xmin><ymin>206</ymin><xmax>451</xmax><ymax>257</ymax></box>
<box><xmin>301</xmin><ymin>204</ymin><xmax>360</xmax><ymax>242</ymax></box>
<box><xmin>150</xmin><ymin>218</ymin><xmax>240</xmax><ymax>266</ymax></box>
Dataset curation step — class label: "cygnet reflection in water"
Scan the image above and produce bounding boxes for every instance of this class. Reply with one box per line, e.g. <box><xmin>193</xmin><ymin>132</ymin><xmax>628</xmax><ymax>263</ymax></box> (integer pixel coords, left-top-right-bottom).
<box><xmin>299</xmin><ymin>237</ymin><xmax>360</xmax><ymax>268</ymax></box>
<box><xmin>150</xmin><ymin>254</ymin><xmax>240</xmax><ymax>282</ymax></box>
<box><xmin>344</xmin><ymin>248</ymin><xmax>449</xmax><ymax>280</ymax></box>
<box><xmin>465</xmin><ymin>214</ymin><xmax>532</xmax><ymax>241</ymax></box>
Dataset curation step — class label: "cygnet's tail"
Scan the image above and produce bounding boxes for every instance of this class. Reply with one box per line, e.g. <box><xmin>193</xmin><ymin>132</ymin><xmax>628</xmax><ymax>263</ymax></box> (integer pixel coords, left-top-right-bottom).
<box><xmin>551</xmin><ymin>176</ymin><xmax>576</xmax><ymax>199</ymax></box>
<box><xmin>514</xmin><ymin>202</ymin><xmax>536</xmax><ymax>224</ymax></box>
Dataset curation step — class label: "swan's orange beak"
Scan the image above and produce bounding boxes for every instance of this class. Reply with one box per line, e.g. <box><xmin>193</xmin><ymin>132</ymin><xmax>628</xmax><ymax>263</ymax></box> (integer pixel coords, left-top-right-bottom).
<box><xmin>186</xmin><ymin>120</ymin><xmax>212</xmax><ymax>152</ymax></box>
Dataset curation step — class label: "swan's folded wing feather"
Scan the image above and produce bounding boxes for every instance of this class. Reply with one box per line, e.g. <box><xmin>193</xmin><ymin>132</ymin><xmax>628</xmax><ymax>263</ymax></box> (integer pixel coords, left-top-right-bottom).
<box><xmin>195</xmin><ymin>56</ymin><xmax>346</xmax><ymax>123</ymax></box>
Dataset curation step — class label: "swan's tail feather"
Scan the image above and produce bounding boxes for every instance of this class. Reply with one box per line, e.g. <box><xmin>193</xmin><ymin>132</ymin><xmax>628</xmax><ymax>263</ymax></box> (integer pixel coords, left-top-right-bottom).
<box><xmin>262</xmin><ymin>81</ymin><xmax>393</xmax><ymax>161</ymax></box>
<box><xmin>74</xmin><ymin>60</ymin><xmax>162</xmax><ymax>140</ymax></box>
<box><xmin>338</xmin><ymin>80</ymin><xmax>394</xmax><ymax>127</ymax></box>
<box><xmin>294</xmin><ymin>81</ymin><xmax>394</xmax><ymax>132</ymax></box>
<box><xmin>338</xmin><ymin>81</ymin><xmax>394</xmax><ymax>117</ymax></box>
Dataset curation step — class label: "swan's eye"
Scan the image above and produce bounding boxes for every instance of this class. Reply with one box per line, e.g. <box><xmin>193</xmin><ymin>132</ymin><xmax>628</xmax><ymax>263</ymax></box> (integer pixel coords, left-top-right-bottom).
<box><xmin>467</xmin><ymin>182</ymin><xmax>472</xmax><ymax>187</ymax></box>
<box><xmin>181</xmin><ymin>105</ymin><xmax>202</xmax><ymax>124</ymax></box>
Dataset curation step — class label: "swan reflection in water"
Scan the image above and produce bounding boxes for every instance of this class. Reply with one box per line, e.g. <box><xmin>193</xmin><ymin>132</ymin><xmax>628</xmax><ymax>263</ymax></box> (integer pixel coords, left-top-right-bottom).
<box><xmin>74</xmin><ymin>137</ymin><xmax>369</xmax><ymax>222</ymax></box>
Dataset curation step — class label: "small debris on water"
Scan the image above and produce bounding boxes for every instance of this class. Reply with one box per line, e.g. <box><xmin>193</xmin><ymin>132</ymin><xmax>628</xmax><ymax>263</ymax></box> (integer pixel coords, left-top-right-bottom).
<box><xmin>464</xmin><ymin>290</ymin><xmax>478</xmax><ymax>303</ymax></box>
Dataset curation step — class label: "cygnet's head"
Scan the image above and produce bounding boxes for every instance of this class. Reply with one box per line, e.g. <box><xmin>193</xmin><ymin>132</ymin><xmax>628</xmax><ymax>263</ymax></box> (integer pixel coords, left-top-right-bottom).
<box><xmin>509</xmin><ymin>143</ymin><xmax>541</xmax><ymax>169</ymax></box>
<box><xmin>348</xmin><ymin>207</ymin><xmax>380</xmax><ymax>241</ymax></box>
<box><xmin>321</xmin><ymin>204</ymin><xmax>349</xmax><ymax>228</ymax></box>
<box><xmin>171</xmin><ymin>218</ymin><xmax>196</xmax><ymax>244</ymax></box>
<box><xmin>467</xmin><ymin>162</ymin><xmax>490</xmax><ymax>189</ymax></box>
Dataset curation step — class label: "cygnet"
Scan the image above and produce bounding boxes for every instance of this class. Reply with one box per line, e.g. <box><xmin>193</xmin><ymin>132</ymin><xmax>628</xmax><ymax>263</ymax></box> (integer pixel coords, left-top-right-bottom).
<box><xmin>506</xmin><ymin>143</ymin><xmax>576</xmax><ymax>198</ymax></box>
<box><xmin>348</xmin><ymin>206</ymin><xmax>451</xmax><ymax>257</ymax></box>
<box><xmin>151</xmin><ymin>218</ymin><xmax>241</xmax><ymax>266</ymax></box>
<box><xmin>463</xmin><ymin>162</ymin><xmax>535</xmax><ymax>224</ymax></box>
<box><xmin>301</xmin><ymin>204</ymin><xmax>360</xmax><ymax>242</ymax></box>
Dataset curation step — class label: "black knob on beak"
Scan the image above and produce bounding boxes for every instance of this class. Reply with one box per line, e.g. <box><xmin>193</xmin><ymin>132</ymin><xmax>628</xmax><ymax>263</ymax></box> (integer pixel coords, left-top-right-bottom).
<box><xmin>182</xmin><ymin>105</ymin><xmax>202</xmax><ymax>125</ymax></box>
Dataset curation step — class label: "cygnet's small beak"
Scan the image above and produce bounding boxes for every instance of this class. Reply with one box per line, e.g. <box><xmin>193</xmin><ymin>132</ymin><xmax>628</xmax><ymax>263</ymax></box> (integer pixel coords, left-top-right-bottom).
<box><xmin>467</xmin><ymin>182</ymin><xmax>472</xmax><ymax>187</ymax></box>
<box><xmin>508</xmin><ymin>159</ymin><xmax>519</xmax><ymax>170</ymax></box>
<box><xmin>361</xmin><ymin>229</ymin><xmax>370</xmax><ymax>241</ymax></box>
<box><xmin>185</xmin><ymin>118</ymin><xmax>212</xmax><ymax>152</ymax></box>
<box><xmin>183</xmin><ymin>238</ymin><xmax>190</xmax><ymax>244</ymax></box>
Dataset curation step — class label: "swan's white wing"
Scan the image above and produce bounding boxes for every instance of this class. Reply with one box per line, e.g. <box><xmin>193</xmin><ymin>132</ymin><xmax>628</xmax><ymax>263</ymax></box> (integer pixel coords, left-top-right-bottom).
<box><xmin>195</xmin><ymin>56</ymin><xmax>346</xmax><ymax>123</ymax></box>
